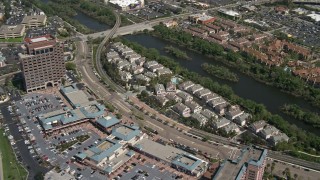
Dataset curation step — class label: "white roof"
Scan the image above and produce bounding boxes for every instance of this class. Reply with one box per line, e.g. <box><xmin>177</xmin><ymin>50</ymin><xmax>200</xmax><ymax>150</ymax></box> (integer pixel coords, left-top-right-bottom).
<box><xmin>30</xmin><ymin>37</ymin><xmax>48</xmax><ymax>43</ymax></box>
<box><xmin>219</xmin><ymin>8</ymin><xmax>240</xmax><ymax>17</ymax></box>
<box><xmin>109</xmin><ymin>0</ymin><xmax>141</xmax><ymax>7</ymax></box>
<box><xmin>307</xmin><ymin>13</ymin><xmax>320</xmax><ymax>22</ymax></box>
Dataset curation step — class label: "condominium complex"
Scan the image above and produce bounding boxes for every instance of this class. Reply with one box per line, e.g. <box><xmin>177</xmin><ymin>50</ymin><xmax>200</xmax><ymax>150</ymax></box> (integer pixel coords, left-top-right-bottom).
<box><xmin>19</xmin><ymin>35</ymin><xmax>65</xmax><ymax>92</ymax></box>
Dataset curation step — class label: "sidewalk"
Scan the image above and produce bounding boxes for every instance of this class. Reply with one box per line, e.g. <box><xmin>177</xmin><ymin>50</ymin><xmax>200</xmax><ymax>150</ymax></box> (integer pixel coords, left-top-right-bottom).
<box><xmin>0</xmin><ymin>153</ymin><xmax>4</xmax><ymax>180</ymax></box>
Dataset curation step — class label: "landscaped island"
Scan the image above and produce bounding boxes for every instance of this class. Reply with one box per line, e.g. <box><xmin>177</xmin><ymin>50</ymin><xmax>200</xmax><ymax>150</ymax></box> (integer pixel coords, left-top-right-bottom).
<box><xmin>201</xmin><ymin>63</ymin><xmax>238</xmax><ymax>82</ymax></box>
<box><xmin>164</xmin><ymin>46</ymin><xmax>191</xmax><ymax>60</ymax></box>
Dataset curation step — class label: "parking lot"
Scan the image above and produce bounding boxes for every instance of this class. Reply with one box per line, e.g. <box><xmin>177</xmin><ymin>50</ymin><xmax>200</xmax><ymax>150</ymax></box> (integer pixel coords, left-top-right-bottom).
<box><xmin>25</xmin><ymin>27</ymin><xmax>57</xmax><ymax>38</ymax></box>
<box><xmin>66</xmin><ymin>70</ymin><xmax>79</xmax><ymax>84</ymax></box>
<box><xmin>0</xmin><ymin>92</ymin><xmax>49</xmax><ymax>179</ymax></box>
<box><xmin>0</xmin><ymin>89</ymin><xmax>114</xmax><ymax>179</ymax></box>
<box><xmin>120</xmin><ymin>163</ymin><xmax>178</xmax><ymax>180</ymax></box>
<box><xmin>247</xmin><ymin>6</ymin><xmax>320</xmax><ymax>47</ymax></box>
<box><xmin>15</xmin><ymin>93</ymin><xmax>62</xmax><ymax>118</ymax></box>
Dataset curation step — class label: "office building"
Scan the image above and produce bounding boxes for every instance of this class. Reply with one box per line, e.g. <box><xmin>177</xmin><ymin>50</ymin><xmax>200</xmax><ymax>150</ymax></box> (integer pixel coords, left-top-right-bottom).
<box><xmin>19</xmin><ymin>35</ymin><xmax>65</xmax><ymax>92</ymax></box>
<box><xmin>0</xmin><ymin>25</ymin><xmax>25</xmax><ymax>39</ymax></box>
<box><xmin>21</xmin><ymin>15</ymin><xmax>47</xmax><ymax>28</ymax></box>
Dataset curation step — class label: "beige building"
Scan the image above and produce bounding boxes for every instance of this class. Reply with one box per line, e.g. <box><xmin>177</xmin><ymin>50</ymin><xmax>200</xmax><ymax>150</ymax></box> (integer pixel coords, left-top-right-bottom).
<box><xmin>0</xmin><ymin>25</ymin><xmax>25</xmax><ymax>39</ymax></box>
<box><xmin>21</xmin><ymin>15</ymin><xmax>47</xmax><ymax>28</ymax></box>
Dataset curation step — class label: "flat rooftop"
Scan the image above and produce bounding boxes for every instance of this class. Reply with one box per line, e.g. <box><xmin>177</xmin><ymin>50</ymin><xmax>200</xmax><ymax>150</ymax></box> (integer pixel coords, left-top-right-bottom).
<box><xmin>22</xmin><ymin>15</ymin><xmax>46</xmax><ymax>24</ymax></box>
<box><xmin>96</xmin><ymin>115</ymin><xmax>120</xmax><ymax>128</ymax></box>
<box><xmin>121</xmin><ymin>163</ymin><xmax>177</xmax><ymax>180</ymax></box>
<box><xmin>112</xmin><ymin>125</ymin><xmax>141</xmax><ymax>141</ymax></box>
<box><xmin>0</xmin><ymin>25</ymin><xmax>25</xmax><ymax>34</ymax></box>
<box><xmin>60</xmin><ymin>84</ymin><xmax>93</xmax><ymax>108</ymax></box>
<box><xmin>137</xmin><ymin>138</ymin><xmax>186</xmax><ymax>162</ymax></box>
<box><xmin>213</xmin><ymin>147</ymin><xmax>265</xmax><ymax>180</ymax></box>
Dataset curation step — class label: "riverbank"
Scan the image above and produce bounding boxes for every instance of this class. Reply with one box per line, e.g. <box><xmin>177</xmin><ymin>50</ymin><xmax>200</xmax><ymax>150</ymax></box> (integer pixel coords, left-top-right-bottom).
<box><xmin>150</xmin><ymin>25</ymin><xmax>320</xmax><ymax>110</ymax></box>
<box><xmin>201</xmin><ymin>63</ymin><xmax>238</xmax><ymax>82</ymax></box>
<box><xmin>116</xmin><ymin>37</ymin><xmax>320</xmax><ymax>162</ymax></box>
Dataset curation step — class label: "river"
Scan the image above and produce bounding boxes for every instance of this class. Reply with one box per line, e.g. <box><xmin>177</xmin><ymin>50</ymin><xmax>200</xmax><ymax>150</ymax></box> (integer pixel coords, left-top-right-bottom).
<box><xmin>41</xmin><ymin>0</ymin><xmax>110</xmax><ymax>32</ymax></box>
<box><xmin>124</xmin><ymin>33</ymin><xmax>320</xmax><ymax>135</ymax></box>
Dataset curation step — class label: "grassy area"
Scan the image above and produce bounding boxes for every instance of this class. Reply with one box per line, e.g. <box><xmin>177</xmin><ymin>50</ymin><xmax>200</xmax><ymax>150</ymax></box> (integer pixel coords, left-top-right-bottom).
<box><xmin>76</xmin><ymin>135</ymin><xmax>90</xmax><ymax>142</ymax></box>
<box><xmin>0</xmin><ymin>37</ymin><xmax>23</xmax><ymax>42</ymax></box>
<box><xmin>0</xmin><ymin>129</ymin><xmax>28</xmax><ymax>180</ymax></box>
<box><xmin>92</xmin><ymin>44</ymin><xmax>98</xmax><ymax>69</ymax></box>
<box><xmin>56</xmin><ymin>140</ymin><xmax>78</xmax><ymax>152</ymax></box>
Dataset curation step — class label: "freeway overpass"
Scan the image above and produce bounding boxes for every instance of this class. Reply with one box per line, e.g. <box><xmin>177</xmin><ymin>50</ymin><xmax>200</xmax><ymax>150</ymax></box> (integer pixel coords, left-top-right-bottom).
<box><xmin>79</xmin><ymin>23</ymin><xmax>154</xmax><ymax>41</ymax></box>
<box><xmin>78</xmin><ymin>12</ymin><xmax>193</xmax><ymax>41</ymax></box>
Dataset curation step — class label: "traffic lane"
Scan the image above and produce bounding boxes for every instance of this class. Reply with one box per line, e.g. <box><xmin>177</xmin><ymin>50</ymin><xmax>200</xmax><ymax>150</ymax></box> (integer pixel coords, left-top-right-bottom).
<box><xmin>266</xmin><ymin>159</ymin><xmax>320</xmax><ymax>179</ymax></box>
<box><xmin>125</xmin><ymin>108</ymin><xmax>230</xmax><ymax>159</ymax></box>
<box><xmin>81</xmin><ymin>65</ymin><xmax>111</xmax><ymax>97</ymax></box>
<box><xmin>268</xmin><ymin>152</ymin><xmax>320</xmax><ymax>171</ymax></box>
<box><xmin>0</xmin><ymin>104</ymin><xmax>49</xmax><ymax>179</ymax></box>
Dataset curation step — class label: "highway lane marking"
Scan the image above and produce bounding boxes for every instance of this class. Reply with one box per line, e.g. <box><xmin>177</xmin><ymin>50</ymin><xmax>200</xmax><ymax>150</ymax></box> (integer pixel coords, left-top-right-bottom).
<box><xmin>112</xmin><ymin>99</ymin><xmax>131</xmax><ymax>113</ymax></box>
<box><xmin>82</xmin><ymin>66</ymin><xmax>96</xmax><ymax>83</ymax></box>
<box><xmin>177</xmin><ymin>136</ymin><xmax>195</xmax><ymax>144</ymax></box>
<box><xmin>145</xmin><ymin>121</ymin><xmax>164</xmax><ymax>131</ymax></box>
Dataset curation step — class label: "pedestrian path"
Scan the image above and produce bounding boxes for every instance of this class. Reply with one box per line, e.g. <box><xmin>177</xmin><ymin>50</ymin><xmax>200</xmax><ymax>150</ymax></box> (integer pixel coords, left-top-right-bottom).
<box><xmin>0</xmin><ymin>152</ymin><xmax>4</xmax><ymax>180</ymax></box>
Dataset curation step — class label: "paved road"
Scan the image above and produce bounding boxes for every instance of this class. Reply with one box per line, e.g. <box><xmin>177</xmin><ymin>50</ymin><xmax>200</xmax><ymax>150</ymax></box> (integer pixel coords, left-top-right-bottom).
<box><xmin>268</xmin><ymin>151</ymin><xmax>320</xmax><ymax>171</ymax></box>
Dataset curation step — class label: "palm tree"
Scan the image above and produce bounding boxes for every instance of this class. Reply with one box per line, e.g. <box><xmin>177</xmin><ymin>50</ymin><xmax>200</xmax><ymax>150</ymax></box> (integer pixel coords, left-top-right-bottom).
<box><xmin>271</xmin><ymin>162</ymin><xmax>275</xmax><ymax>175</ymax></box>
<box><xmin>266</xmin><ymin>163</ymin><xmax>271</xmax><ymax>172</ymax></box>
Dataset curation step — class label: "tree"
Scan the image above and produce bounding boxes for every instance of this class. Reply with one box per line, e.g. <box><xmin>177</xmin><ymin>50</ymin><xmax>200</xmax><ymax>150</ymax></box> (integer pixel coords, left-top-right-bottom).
<box><xmin>65</xmin><ymin>62</ymin><xmax>76</xmax><ymax>71</ymax></box>
<box><xmin>271</xmin><ymin>162</ymin><xmax>275</xmax><ymax>175</ymax></box>
<box><xmin>34</xmin><ymin>172</ymin><xmax>45</xmax><ymax>180</ymax></box>
<box><xmin>266</xmin><ymin>163</ymin><xmax>271</xmax><ymax>172</ymax></box>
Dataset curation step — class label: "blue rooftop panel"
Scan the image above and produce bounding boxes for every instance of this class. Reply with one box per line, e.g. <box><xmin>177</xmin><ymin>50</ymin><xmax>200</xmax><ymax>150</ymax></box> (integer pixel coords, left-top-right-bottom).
<box><xmin>126</xmin><ymin>150</ymin><xmax>135</xmax><ymax>157</ymax></box>
<box><xmin>89</xmin><ymin>139</ymin><xmax>122</xmax><ymax>163</ymax></box>
<box><xmin>235</xmin><ymin>164</ymin><xmax>247</xmax><ymax>180</ymax></box>
<box><xmin>248</xmin><ymin>149</ymin><xmax>268</xmax><ymax>167</ymax></box>
<box><xmin>60</xmin><ymin>83</ymin><xmax>79</xmax><ymax>94</ymax></box>
<box><xmin>172</xmin><ymin>154</ymin><xmax>203</xmax><ymax>172</ymax></box>
<box><xmin>96</xmin><ymin>115</ymin><xmax>120</xmax><ymax>128</ymax></box>
<box><xmin>111</xmin><ymin>125</ymin><xmax>141</xmax><ymax>141</ymax></box>
<box><xmin>75</xmin><ymin>153</ymin><xmax>87</xmax><ymax>160</ymax></box>
<box><xmin>80</xmin><ymin>104</ymin><xmax>105</xmax><ymax>119</ymax></box>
